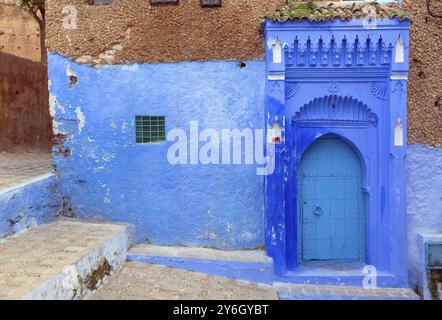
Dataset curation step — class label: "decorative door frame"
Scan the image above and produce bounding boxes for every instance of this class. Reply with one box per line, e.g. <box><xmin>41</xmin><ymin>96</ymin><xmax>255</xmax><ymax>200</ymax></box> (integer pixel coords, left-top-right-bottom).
<box><xmin>264</xmin><ymin>19</ymin><xmax>410</xmax><ymax>287</ymax></box>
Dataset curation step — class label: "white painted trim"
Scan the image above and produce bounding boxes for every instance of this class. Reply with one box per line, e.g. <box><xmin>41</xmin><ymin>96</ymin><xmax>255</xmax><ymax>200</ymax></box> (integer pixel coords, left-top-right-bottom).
<box><xmin>391</xmin><ymin>75</ymin><xmax>408</xmax><ymax>80</ymax></box>
<box><xmin>268</xmin><ymin>74</ymin><xmax>285</xmax><ymax>81</ymax></box>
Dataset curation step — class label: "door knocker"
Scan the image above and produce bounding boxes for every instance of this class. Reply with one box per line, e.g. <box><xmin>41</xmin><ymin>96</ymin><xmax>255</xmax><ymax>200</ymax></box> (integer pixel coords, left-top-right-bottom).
<box><xmin>314</xmin><ymin>204</ymin><xmax>323</xmax><ymax>216</ymax></box>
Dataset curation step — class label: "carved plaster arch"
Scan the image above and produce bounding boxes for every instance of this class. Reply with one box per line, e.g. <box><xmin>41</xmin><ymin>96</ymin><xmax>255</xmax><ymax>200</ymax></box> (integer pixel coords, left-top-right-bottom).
<box><xmin>293</xmin><ymin>95</ymin><xmax>378</xmax><ymax>126</ymax></box>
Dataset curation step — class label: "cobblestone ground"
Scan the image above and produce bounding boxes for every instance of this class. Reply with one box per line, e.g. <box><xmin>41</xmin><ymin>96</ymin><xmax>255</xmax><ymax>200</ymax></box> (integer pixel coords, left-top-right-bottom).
<box><xmin>0</xmin><ymin>153</ymin><xmax>52</xmax><ymax>191</ymax></box>
<box><xmin>89</xmin><ymin>262</ymin><xmax>278</xmax><ymax>300</ymax></box>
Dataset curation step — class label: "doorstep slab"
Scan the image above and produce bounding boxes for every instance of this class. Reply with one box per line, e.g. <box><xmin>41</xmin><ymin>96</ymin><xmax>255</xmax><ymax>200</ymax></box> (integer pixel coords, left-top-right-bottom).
<box><xmin>0</xmin><ymin>219</ymin><xmax>132</xmax><ymax>300</ymax></box>
<box><xmin>274</xmin><ymin>283</ymin><xmax>420</xmax><ymax>300</ymax></box>
<box><xmin>129</xmin><ymin>244</ymin><xmax>271</xmax><ymax>263</ymax></box>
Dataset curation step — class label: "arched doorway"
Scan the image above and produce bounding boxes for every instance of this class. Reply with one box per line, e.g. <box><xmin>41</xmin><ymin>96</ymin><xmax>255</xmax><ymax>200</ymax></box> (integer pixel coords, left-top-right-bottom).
<box><xmin>298</xmin><ymin>134</ymin><xmax>365</xmax><ymax>262</ymax></box>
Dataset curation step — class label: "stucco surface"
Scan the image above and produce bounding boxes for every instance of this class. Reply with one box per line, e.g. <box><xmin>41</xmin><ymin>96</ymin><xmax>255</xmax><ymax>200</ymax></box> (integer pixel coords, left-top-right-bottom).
<box><xmin>48</xmin><ymin>54</ymin><xmax>266</xmax><ymax>249</ymax></box>
<box><xmin>407</xmin><ymin>144</ymin><xmax>442</xmax><ymax>290</ymax></box>
<box><xmin>0</xmin><ymin>173</ymin><xmax>60</xmax><ymax>238</ymax></box>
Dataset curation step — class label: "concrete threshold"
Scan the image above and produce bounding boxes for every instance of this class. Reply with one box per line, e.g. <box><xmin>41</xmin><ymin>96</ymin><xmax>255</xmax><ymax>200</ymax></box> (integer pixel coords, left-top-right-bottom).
<box><xmin>0</xmin><ymin>219</ymin><xmax>132</xmax><ymax>300</ymax></box>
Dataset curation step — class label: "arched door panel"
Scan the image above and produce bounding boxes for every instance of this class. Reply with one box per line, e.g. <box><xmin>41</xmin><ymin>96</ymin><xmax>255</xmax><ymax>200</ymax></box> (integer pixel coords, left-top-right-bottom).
<box><xmin>298</xmin><ymin>135</ymin><xmax>364</xmax><ymax>262</ymax></box>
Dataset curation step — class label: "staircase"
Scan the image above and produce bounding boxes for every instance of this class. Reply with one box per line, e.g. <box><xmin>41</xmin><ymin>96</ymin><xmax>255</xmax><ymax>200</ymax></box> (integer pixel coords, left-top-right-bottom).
<box><xmin>0</xmin><ymin>224</ymin><xmax>421</xmax><ymax>300</ymax></box>
<box><xmin>126</xmin><ymin>244</ymin><xmax>421</xmax><ymax>300</ymax></box>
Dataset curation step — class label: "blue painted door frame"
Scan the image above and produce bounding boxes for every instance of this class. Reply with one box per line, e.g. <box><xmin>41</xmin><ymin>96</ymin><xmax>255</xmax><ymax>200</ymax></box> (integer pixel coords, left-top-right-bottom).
<box><xmin>285</xmin><ymin>110</ymin><xmax>377</xmax><ymax>272</ymax></box>
<box><xmin>264</xmin><ymin>19</ymin><xmax>410</xmax><ymax>287</ymax></box>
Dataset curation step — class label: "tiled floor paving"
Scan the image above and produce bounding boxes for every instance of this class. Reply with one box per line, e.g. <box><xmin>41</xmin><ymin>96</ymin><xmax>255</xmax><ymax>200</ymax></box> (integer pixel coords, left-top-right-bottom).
<box><xmin>0</xmin><ymin>153</ymin><xmax>52</xmax><ymax>191</ymax></box>
<box><xmin>89</xmin><ymin>262</ymin><xmax>278</xmax><ymax>300</ymax></box>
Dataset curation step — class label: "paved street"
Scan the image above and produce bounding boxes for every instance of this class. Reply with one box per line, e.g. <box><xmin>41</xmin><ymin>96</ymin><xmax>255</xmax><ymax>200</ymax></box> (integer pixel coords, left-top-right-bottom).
<box><xmin>0</xmin><ymin>153</ymin><xmax>52</xmax><ymax>191</ymax></box>
<box><xmin>89</xmin><ymin>262</ymin><xmax>278</xmax><ymax>300</ymax></box>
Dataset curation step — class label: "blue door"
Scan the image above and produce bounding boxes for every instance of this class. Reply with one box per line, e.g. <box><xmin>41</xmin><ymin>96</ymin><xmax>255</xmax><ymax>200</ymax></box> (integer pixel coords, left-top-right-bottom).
<box><xmin>298</xmin><ymin>135</ymin><xmax>364</xmax><ymax>262</ymax></box>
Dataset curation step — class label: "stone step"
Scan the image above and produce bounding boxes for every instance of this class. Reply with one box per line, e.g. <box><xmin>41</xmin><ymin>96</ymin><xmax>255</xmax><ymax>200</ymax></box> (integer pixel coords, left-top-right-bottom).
<box><xmin>127</xmin><ymin>244</ymin><xmax>274</xmax><ymax>285</ymax></box>
<box><xmin>126</xmin><ymin>245</ymin><xmax>421</xmax><ymax>300</ymax></box>
<box><xmin>274</xmin><ymin>282</ymin><xmax>420</xmax><ymax>300</ymax></box>
<box><xmin>128</xmin><ymin>244</ymin><xmax>271</xmax><ymax>263</ymax></box>
<box><xmin>0</xmin><ymin>219</ymin><xmax>132</xmax><ymax>300</ymax></box>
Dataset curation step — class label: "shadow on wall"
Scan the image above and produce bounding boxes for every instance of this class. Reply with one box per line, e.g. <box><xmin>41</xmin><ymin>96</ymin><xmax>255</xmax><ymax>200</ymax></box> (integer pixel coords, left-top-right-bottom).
<box><xmin>0</xmin><ymin>52</ymin><xmax>52</xmax><ymax>152</ymax></box>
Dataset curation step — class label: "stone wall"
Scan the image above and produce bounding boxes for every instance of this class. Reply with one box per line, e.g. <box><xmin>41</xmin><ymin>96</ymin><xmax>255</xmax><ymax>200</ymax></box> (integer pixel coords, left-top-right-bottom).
<box><xmin>0</xmin><ymin>2</ymin><xmax>52</xmax><ymax>151</ymax></box>
<box><xmin>0</xmin><ymin>1</ymin><xmax>41</xmax><ymax>62</ymax></box>
<box><xmin>0</xmin><ymin>52</ymin><xmax>52</xmax><ymax>151</ymax></box>
<box><xmin>45</xmin><ymin>0</ymin><xmax>284</xmax><ymax>65</ymax></box>
<box><xmin>405</xmin><ymin>0</ymin><xmax>442</xmax><ymax>148</ymax></box>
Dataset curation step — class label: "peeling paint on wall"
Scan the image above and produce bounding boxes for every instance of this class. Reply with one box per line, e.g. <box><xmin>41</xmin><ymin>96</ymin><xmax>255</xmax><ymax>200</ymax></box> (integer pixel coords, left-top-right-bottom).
<box><xmin>66</xmin><ymin>63</ymin><xmax>78</xmax><ymax>88</ymax></box>
<box><xmin>75</xmin><ymin>107</ymin><xmax>85</xmax><ymax>134</ymax></box>
<box><xmin>48</xmin><ymin>53</ymin><xmax>266</xmax><ymax>249</ymax></box>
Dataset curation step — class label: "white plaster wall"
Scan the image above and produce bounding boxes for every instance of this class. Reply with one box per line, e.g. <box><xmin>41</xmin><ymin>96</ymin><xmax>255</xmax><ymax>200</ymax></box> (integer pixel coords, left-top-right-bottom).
<box><xmin>407</xmin><ymin>144</ymin><xmax>442</xmax><ymax>290</ymax></box>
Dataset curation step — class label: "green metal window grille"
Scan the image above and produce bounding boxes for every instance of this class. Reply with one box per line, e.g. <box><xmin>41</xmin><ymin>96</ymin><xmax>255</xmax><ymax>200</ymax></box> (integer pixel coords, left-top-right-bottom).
<box><xmin>135</xmin><ymin>116</ymin><xmax>166</xmax><ymax>143</ymax></box>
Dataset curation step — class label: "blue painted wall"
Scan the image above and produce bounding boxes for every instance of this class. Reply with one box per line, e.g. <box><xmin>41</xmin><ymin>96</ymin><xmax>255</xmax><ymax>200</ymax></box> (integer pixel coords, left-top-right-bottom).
<box><xmin>0</xmin><ymin>174</ymin><xmax>60</xmax><ymax>238</ymax></box>
<box><xmin>48</xmin><ymin>53</ymin><xmax>266</xmax><ymax>249</ymax></box>
<box><xmin>407</xmin><ymin>144</ymin><xmax>442</xmax><ymax>289</ymax></box>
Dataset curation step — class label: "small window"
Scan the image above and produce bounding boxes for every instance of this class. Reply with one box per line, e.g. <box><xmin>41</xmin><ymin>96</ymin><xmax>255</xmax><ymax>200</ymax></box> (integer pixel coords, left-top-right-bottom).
<box><xmin>150</xmin><ymin>0</ymin><xmax>178</xmax><ymax>4</ymax></box>
<box><xmin>135</xmin><ymin>116</ymin><xmax>166</xmax><ymax>143</ymax></box>
<box><xmin>88</xmin><ymin>0</ymin><xmax>112</xmax><ymax>5</ymax></box>
<box><xmin>201</xmin><ymin>0</ymin><xmax>222</xmax><ymax>7</ymax></box>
